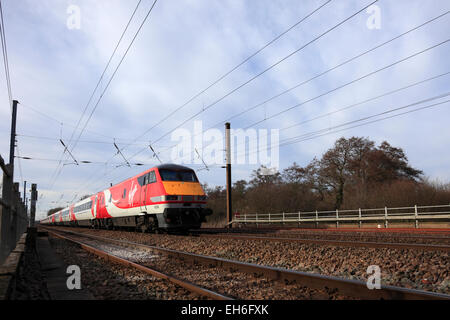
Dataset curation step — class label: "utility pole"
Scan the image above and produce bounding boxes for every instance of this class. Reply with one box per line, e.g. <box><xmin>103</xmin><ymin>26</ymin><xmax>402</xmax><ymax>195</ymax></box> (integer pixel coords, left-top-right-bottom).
<box><xmin>9</xmin><ymin>100</ymin><xmax>18</xmax><ymax>166</ymax></box>
<box><xmin>225</xmin><ymin>122</ymin><xmax>232</xmax><ymax>228</ymax></box>
<box><xmin>30</xmin><ymin>184</ymin><xmax>37</xmax><ymax>227</ymax></box>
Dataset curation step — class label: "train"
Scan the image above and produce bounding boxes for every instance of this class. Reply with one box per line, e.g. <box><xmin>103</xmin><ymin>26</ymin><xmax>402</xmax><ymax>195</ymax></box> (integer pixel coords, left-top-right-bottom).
<box><xmin>40</xmin><ymin>164</ymin><xmax>213</xmax><ymax>232</ymax></box>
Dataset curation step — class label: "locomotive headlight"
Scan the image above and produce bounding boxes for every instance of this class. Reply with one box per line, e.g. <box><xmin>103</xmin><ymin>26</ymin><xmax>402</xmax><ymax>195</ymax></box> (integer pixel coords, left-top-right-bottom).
<box><xmin>151</xmin><ymin>195</ymin><xmax>180</xmax><ymax>202</ymax></box>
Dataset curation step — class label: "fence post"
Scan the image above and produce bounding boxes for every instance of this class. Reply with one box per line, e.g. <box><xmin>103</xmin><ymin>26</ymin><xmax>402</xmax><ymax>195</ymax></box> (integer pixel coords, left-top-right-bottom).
<box><xmin>415</xmin><ymin>205</ymin><xmax>418</xmax><ymax>229</ymax></box>
<box><xmin>315</xmin><ymin>210</ymin><xmax>318</xmax><ymax>228</ymax></box>
<box><xmin>282</xmin><ymin>212</ymin><xmax>285</xmax><ymax>225</ymax></box>
<box><xmin>9</xmin><ymin>183</ymin><xmax>20</xmax><ymax>251</ymax></box>
<box><xmin>255</xmin><ymin>212</ymin><xmax>258</xmax><ymax>228</ymax></box>
<box><xmin>336</xmin><ymin>209</ymin><xmax>339</xmax><ymax>229</ymax></box>
<box><xmin>359</xmin><ymin>208</ymin><xmax>362</xmax><ymax>228</ymax></box>
<box><xmin>384</xmin><ymin>206</ymin><xmax>388</xmax><ymax>228</ymax></box>
<box><xmin>268</xmin><ymin>212</ymin><xmax>271</xmax><ymax>224</ymax></box>
<box><xmin>298</xmin><ymin>211</ymin><xmax>301</xmax><ymax>227</ymax></box>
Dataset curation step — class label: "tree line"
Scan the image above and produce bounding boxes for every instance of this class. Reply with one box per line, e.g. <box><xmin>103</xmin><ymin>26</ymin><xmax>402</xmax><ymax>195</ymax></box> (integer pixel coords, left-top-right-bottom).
<box><xmin>203</xmin><ymin>136</ymin><xmax>450</xmax><ymax>222</ymax></box>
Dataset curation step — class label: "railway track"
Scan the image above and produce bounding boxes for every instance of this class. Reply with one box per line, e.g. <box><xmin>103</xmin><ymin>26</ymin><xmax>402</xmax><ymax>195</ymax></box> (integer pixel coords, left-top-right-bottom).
<box><xmin>40</xmin><ymin>226</ymin><xmax>450</xmax><ymax>300</ymax></box>
<box><xmin>191</xmin><ymin>227</ymin><xmax>450</xmax><ymax>245</ymax></box>
<box><xmin>42</xmin><ymin>227</ymin><xmax>232</xmax><ymax>300</ymax></box>
<box><xmin>194</xmin><ymin>233</ymin><xmax>450</xmax><ymax>251</ymax></box>
<box><xmin>197</xmin><ymin>227</ymin><xmax>450</xmax><ymax>237</ymax></box>
<box><xmin>274</xmin><ymin>229</ymin><xmax>450</xmax><ymax>241</ymax></box>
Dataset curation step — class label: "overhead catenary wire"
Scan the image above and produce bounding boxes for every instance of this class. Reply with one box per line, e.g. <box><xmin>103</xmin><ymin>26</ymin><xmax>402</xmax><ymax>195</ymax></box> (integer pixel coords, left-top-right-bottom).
<box><xmin>280</xmin><ymin>71</ymin><xmax>450</xmax><ymax>132</ymax></box>
<box><xmin>59</xmin><ymin>139</ymin><xmax>79</xmax><ymax>165</ymax></box>
<box><xmin>69</xmin><ymin>0</ymin><xmax>159</xmax><ymax>154</ymax></box>
<box><xmin>273</xmin><ymin>99</ymin><xmax>450</xmax><ymax>152</ymax></box>
<box><xmin>169</xmin><ymin>40</ymin><xmax>450</xmax><ymax>165</ymax></box>
<box><xmin>149</xmin><ymin>0</ymin><xmax>379</xmax><ymax>147</ymax></box>
<box><xmin>170</xmin><ymin>79</ymin><xmax>450</xmax><ymax>165</ymax></box>
<box><xmin>178</xmin><ymin>70</ymin><xmax>450</xmax><ymax>165</ymax></box>
<box><xmin>19</xmin><ymin>102</ymin><xmax>120</xmax><ymax>140</ymax></box>
<box><xmin>0</xmin><ymin>0</ymin><xmax>26</xmax><ymax>192</ymax></box>
<box><xmin>0</xmin><ymin>0</ymin><xmax>12</xmax><ymax>111</ymax></box>
<box><xmin>155</xmin><ymin>11</ymin><xmax>450</xmax><ymax>159</ymax></box>
<box><xmin>66</xmin><ymin>0</ymin><xmax>144</xmax><ymax>149</ymax></box>
<box><xmin>47</xmin><ymin>0</ymin><xmax>158</xmax><ymax>192</ymax></box>
<box><xmin>209</xmin><ymin>10</ymin><xmax>450</xmax><ymax>131</ymax></box>
<box><xmin>15</xmin><ymin>133</ymin><xmax>166</xmax><ymax>147</ymax></box>
<box><xmin>15</xmin><ymin>144</ymin><xmax>24</xmax><ymax>186</ymax></box>
<box><xmin>14</xmin><ymin>156</ymin><xmax>158</xmax><ymax>167</ymax></box>
<box><xmin>65</xmin><ymin>0</ymin><xmax>335</xmax><ymax>195</ymax></box>
<box><xmin>244</xmin><ymin>38</ymin><xmax>450</xmax><ymax>129</ymax></box>
<box><xmin>113</xmin><ymin>141</ymin><xmax>131</xmax><ymax>168</ymax></box>
<box><xmin>112</xmin><ymin>0</ymin><xmax>334</xmax><ymax>155</ymax></box>
<box><xmin>214</xmin><ymin>95</ymin><xmax>450</xmax><ymax>167</ymax></box>
<box><xmin>47</xmin><ymin>0</ymin><xmax>146</xmax><ymax>189</ymax></box>
<box><xmin>75</xmin><ymin>34</ymin><xmax>446</xmax><ymax>202</ymax></box>
<box><xmin>75</xmin><ymin>0</ymin><xmax>442</xmax><ymax>202</ymax></box>
<box><xmin>128</xmin><ymin>97</ymin><xmax>450</xmax><ymax>174</ymax></box>
<box><xmin>113</xmin><ymin>0</ymin><xmax>378</xmax><ymax>168</ymax></box>
<box><xmin>53</xmin><ymin>1</ymin><xmax>450</xmax><ymax>209</ymax></box>
<box><xmin>236</xmin><ymin>95</ymin><xmax>450</xmax><ymax>159</ymax></box>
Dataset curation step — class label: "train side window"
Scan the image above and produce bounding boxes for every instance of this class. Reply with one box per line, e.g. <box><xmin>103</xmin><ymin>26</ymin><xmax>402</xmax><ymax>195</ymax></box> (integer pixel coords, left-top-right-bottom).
<box><xmin>138</xmin><ymin>174</ymin><xmax>147</xmax><ymax>186</ymax></box>
<box><xmin>123</xmin><ymin>189</ymin><xmax>127</xmax><ymax>199</ymax></box>
<box><xmin>148</xmin><ymin>171</ymin><xmax>156</xmax><ymax>184</ymax></box>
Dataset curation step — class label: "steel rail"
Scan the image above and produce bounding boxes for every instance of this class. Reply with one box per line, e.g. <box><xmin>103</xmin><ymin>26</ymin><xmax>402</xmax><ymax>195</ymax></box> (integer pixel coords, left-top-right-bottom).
<box><xmin>270</xmin><ymin>231</ymin><xmax>450</xmax><ymax>241</ymax></box>
<box><xmin>41</xmin><ymin>226</ymin><xmax>450</xmax><ymax>300</ymax></box>
<box><xmin>193</xmin><ymin>228</ymin><xmax>450</xmax><ymax>241</ymax></box>
<box><xmin>44</xmin><ymin>228</ymin><xmax>233</xmax><ymax>300</ymax></box>
<box><xmin>195</xmin><ymin>234</ymin><xmax>450</xmax><ymax>252</ymax></box>
<box><xmin>198</xmin><ymin>227</ymin><xmax>450</xmax><ymax>235</ymax></box>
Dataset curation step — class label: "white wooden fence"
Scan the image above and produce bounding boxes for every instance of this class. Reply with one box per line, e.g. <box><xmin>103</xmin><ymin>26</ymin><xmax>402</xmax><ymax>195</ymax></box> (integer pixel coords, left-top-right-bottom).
<box><xmin>231</xmin><ymin>204</ymin><xmax>450</xmax><ymax>228</ymax></box>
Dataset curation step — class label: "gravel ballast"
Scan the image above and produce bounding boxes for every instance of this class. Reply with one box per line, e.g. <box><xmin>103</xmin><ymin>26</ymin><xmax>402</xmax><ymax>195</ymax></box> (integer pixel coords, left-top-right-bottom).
<box><xmin>48</xmin><ymin>235</ymin><xmax>202</xmax><ymax>300</ymax></box>
<box><xmin>45</xmin><ymin>227</ymin><xmax>450</xmax><ymax>295</ymax></box>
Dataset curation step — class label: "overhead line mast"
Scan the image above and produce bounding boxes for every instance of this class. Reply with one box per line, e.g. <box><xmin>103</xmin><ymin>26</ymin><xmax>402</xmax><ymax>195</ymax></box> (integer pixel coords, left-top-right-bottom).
<box><xmin>225</xmin><ymin>122</ymin><xmax>232</xmax><ymax>228</ymax></box>
<box><xmin>47</xmin><ymin>0</ymin><xmax>158</xmax><ymax>193</ymax></box>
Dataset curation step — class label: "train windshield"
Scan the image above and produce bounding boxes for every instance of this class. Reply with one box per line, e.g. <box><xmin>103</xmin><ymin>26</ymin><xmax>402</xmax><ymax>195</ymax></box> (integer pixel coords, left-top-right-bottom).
<box><xmin>159</xmin><ymin>169</ymin><xmax>198</xmax><ymax>182</ymax></box>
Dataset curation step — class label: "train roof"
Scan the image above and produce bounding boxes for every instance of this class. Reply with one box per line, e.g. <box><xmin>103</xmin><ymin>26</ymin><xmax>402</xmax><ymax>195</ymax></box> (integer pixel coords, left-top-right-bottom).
<box><xmin>155</xmin><ymin>163</ymin><xmax>195</xmax><ymax>171</ymax></box>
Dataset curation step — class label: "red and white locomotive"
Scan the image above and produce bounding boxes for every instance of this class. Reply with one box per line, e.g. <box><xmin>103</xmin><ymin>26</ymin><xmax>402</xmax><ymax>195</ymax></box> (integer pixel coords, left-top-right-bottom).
<box><xmin>40</xmin><ymin>164</ymin><xmax>212</xmax><ymax>232</ymax></box>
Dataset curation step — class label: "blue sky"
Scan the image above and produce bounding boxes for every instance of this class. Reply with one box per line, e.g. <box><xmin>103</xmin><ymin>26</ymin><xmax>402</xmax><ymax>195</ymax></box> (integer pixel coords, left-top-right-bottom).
<box><xmin>0</xmin><ymin>0</ymin><xmax>449</xmax><ymax>220</ymax></box>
